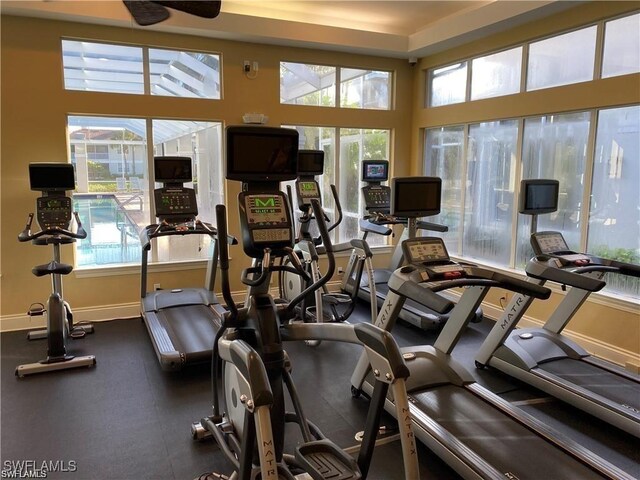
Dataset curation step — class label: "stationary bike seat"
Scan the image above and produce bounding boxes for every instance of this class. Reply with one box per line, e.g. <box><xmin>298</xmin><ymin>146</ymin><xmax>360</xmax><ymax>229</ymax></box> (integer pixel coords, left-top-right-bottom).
<box><xmin>32</xmin><ymin>261</ymin><xmax>73</xmax><ymax>277</ymax></box>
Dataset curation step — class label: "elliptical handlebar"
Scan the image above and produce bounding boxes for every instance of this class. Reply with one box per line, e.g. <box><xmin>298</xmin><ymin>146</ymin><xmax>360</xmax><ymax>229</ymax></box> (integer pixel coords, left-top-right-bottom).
<box><xmin>215</xmin><ymin>204</ymin><xmax>238</xmax><ymax>321</ymax></box>
<box><xmin>327</xmin><ymin>184</ymin><xmax>342</xmax><ymax>234</ymax></box>
<box><xmin>18</xmin><ymin>211</ymin><xmax>88</xmax><ymax>243</ymax></box>
<box><xmin>284</xmin><ymin>199</ymin><xmax>336</xmax><ymax>316</ymax></box>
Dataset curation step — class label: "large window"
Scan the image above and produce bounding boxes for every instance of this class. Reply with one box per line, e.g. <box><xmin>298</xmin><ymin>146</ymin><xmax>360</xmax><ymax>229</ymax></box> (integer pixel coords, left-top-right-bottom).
<box><xmin>280</xmin><ymin>62</ymin><xmax>391</xmax><ymax>110</ymax></box>
<box><xmin>424</xmin><ymin>126</ymin><xmax>465</xmax><ymax>254</ymax></box>
<box><xmin>464</xmin><ymin>120</ymin><xmax>519</xmax><ymax>266</ymax></box>
<box><xmin>471</xmin><ymin>47</ymin><xmax>522</xmax><ymax>101</ymax></box>
<box><xmin>62</xmin><ymin>40</ymin><xmax>221</xmax><ymax>99</ymax></box>
<box><xmin>602</xmin><ymin>13</ymin><xmax>640</xmax><ymax>78</ymax></box>
<box><xmin>427</xmin><ymin>12</ymin><xmax>638</xmax><ymax>106</ymax></box>
<box><xmin>68</xmin><ymin>115</ymin><xmax>223</xmax><ymax>268</ymax></box>
<box><xmin>284</xmin><ymin>125</ymin><xmax>390</xmax><ymax>246</ymax></box>
<box><xmin>428</xmin><ymin>62</ymin><xmax>467</xmax><ymax>107</ymax></box>
<box><xmin>517</xmin><ymin>112</ymin><xmax>591</xmax><ymax>267</ymax></box>
<box><xmin>587</xmin><ymin>105</ymin><xmax>640</xmax><ymax>297</ymax></box>
<box><xmin>424</xmin><ymin>106</ymin><xmax>639</xmax><ymax>300</ymax></box>
<box><xmin>527</xmin><ymin>26</ymin><xmax>597</xmax><ymax>91</ymax></box>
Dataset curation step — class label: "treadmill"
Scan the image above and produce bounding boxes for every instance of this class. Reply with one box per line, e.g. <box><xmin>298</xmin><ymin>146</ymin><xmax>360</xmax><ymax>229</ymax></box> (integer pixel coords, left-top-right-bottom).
<box><xmin>140</xmin><ymin>156</ymin><xmax>234</xmax><ymax>371</ymax></box>
<box><xmin>350</xmin><ymin>235</ymin><xmax>631</xmax><ymax>480</ymax></box>
<box><xmin>476</xmin><ymin>179</ymin><xmax>640</xmax><ymax>438</ymax></box>
<box><xmin>346</xmin><ymin>167</ymin><xmax>481</xmax><ymax>330</ymax></box>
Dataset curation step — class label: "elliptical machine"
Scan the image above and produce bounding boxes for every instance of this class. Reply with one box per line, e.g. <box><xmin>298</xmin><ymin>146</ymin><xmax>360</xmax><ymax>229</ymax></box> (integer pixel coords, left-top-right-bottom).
<box><xmin>192</xmin><ymin>126</ymin><xmax>419</xmax><ymax>480</ymax></box>
<box><xmin>281</xmin><ymin>150</ymin><xmax>378</xmax><ymax>325</ymax></box>
<box><xmin>16</xmin><ymin>163</ymin><xmax>96</xmax><ymax>377</ymax></box>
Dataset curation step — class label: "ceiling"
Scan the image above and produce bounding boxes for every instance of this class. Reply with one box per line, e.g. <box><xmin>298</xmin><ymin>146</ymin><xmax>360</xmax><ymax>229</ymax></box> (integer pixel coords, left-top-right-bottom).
<box><xmin>1</xmin><ymin>1</ymin><xmax>574</xmax><ymax>58</ymax></box>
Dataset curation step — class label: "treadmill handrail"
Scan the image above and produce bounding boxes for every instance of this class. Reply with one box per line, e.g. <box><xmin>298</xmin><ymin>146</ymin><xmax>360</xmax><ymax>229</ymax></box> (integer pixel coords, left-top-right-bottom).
<box><xmin>416</xmin><ymin>220</ymin><xmax>448</xmax><ymax>233</ymax></box>
<box><xmin>141</xmin><ymin>221</ymin><xmax>237</xmax><ymax>250</ymax></box>
<box><xmin>359</xmin><ymin>218</ymin><xmax>393</xmax><ymax>236</ymax></box>
<box><xmin>526</xmin><ymin>258</ymin><xmax>606</xmax><ymax>292</ymax></box>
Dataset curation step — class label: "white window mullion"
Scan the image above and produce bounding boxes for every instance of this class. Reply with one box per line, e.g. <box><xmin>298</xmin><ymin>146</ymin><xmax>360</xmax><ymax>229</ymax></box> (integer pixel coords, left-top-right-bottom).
<box><xmin>142</xmin><ymin>47</ymin><xmax>150</xmax><ymax>95</ymax></box>
<box><xmin>581</xmin><ymin>110</ymin><xmax>598</xmax><ymax>253</ymax></box>
<box><xmin>458</xmin><ymin>124</ymin><xmax>470</xmax><ymax>255</ymax></box>
<box><xmin>509</xmin><ymin>118</ymin><xmax>525</xmax><ymax>269</ymax></box>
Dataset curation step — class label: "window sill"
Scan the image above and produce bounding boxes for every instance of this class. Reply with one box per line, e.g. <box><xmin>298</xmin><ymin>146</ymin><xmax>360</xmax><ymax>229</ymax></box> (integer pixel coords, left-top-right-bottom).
<box><xmin>451</xmin><ymin>255</ymin><xmax>640</xmax><ymax>314</ymax></box>
<box><xmin>74</xmin><ymin>259</ymin><xmax>215</xmax><ymax>279</ymax></box>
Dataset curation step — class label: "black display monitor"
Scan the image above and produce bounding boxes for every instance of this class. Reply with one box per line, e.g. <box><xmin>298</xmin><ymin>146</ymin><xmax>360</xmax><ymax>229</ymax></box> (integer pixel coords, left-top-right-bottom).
<box><xmin>226</xmin><ymin>126</ymin><xmax>298</xmax><ymax>182</ymax></box>
<box><xmin>391</xmin><ymin>177</ymin><xmax>441</xmax><ymax>218</ymax></box>
<box><xmin>519</xmin><ymin>179</ymin><xmax>559</xmax><ymax>215</ymax></box>
<box><xmin>362</xmin><ymin>160</ymin><xmax>389</xmax><ymax>182</ymax></box>
<box><xmin>29</xmin><ymin>163</ymin><xmax>76</xmax><ymax>192</ymax></box>
<box><xmin>154</xmin><ymin>156</ymin><xmax>193</xmax><ymax>183</ymax></box>
<box><xmin>298</xmin><ymin>150</ymin><xmax>324</xmax><ymax>176</ymax></box>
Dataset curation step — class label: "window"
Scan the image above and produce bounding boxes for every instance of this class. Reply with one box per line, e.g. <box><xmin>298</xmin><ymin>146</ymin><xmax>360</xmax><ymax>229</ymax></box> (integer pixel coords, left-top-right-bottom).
<box><xmin>471</xmin><ymin>47</ymin><xmax>522</xmax><ymax>100</ymax></box>
<box><xmin>280</xmin><ymin>62</ymin><xmax>336</xmax><ymax>106</ymax></box>
<box><xmin>423</xmin><ymin>107</ymin><xmax>639</xmax><ymax>302</ymax></box>
<box><xmin>284</xmin><ymin>125</ymin><xmax>390</xmax><ymax>246</ymax></box>
<box><xmin>149</xmin><ymin>48</ymin><xmax>220</xmax><ymax>98</ymax></box>
<box><xmin>588</xmin><ymin>105</ymin><xmax>640</xmax><ymax>298</ymax></box>
<box><xmin>428</xmin><ymin>62</ymin><xmax>467</xmax><ymax>107</ymax></box>
<box><xmin>602</xmin><ymin>13</ymin><xmax>640</xmax><ymax>79</ymax></box>
<box><xmin>62</xmin><ymin>41</ymin><xmax>143</xmax><ymax>94</ymax></box>
<box><xmin>68</xmin><ymin>115</ymin><xmax>223</xmax><ymax>268</ymax></box>
<box><xmin>280</xmin><ymin>62</ymin><xmax>391</xmax><ymax>110</ymax></box>
<box><xmin>62</xmin><ymin>40</ymin><xmax>221</xmax><ymax>98</ymax></box>
<box><xmin>527</xmin><ymin>26</ymin><xmax>597</xmax><ymax>91</ymax></box>
<box><xmin>424</xmin><ymin>126</ymin><xmax>465</xmax><ymax>255</ymax></box>
<box><xmin>340</xmin><ymin>68</ymin><xmax>391</xmax><ymax>110</ymax></box>
<box><xmin>464</xmin><ymin>120</ymin><xmax>519</xmax><ymax>266</ymax></box>
<box><xmin>517</xmin><ymin>112</ymin><xmax>591</xmax><ymax>267</ymax></box>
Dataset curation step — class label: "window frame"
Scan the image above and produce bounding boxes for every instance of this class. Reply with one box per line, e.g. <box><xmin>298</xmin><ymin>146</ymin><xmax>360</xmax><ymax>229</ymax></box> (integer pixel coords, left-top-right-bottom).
<box><xmin>67</xmin><ymin>114</ymin><xmax>225</xmax><ymax>271</ymax></box>
<box><xmin>61</xmin><ymin>38</ymin><xmax>223</xmax><ymax>99</ymax></box>
<box><xmin>425</xmin><ymin>11</ymin><xmax>639</xmax><ymax>108</ymax></box>
<box><xmin>422</xmin><ymin>104</ymin><xmax>640</xmax><ymax>303</ymax></box>
<box><xmin>279</xmin><ymin>61</ymin><xmax>394</xmax><ymax>110</ymax></box>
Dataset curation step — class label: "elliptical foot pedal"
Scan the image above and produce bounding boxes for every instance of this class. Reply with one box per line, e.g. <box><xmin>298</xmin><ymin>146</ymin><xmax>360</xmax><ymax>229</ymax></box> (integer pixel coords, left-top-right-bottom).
<box><xmin>295</xmin><ymin>439</ymin><xmax>361</xmax><ymax>480</ymax></box>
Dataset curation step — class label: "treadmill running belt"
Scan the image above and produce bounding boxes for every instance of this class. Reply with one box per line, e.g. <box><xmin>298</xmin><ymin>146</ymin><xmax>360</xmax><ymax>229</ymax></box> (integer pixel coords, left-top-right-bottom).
<box><xmin>157</xmin><ymin>304</ymin><xmax>219</xmax><ymax>363</ymax></box>
<box><xmin>411</xmin><ymin>385</ymin><xmax>603</xmax><ymax>479</ymax></box>
<box><xmin>539</xmin><ymin>358</ymin><xmax>640</xmax><ymax>414</ymax></box>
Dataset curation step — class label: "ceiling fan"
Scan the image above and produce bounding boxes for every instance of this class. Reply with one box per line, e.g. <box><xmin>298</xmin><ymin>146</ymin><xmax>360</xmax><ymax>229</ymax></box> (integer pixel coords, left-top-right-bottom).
<box><xmin>123</xmin><ymin>1</ymin><xmax>222</xmax><ymax>26</ymax></box>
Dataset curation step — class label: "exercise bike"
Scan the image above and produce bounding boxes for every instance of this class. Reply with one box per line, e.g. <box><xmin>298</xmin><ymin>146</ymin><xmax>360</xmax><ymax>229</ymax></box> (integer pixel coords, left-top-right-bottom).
<box><xmin>192</xmin><ymin>125</ymin><xmax>419</xmax><ymax>480</ymax></box>
<box><xmin>16</xmin><ymin>163</ymin><xmax>96</xmax><ymax>377</ymax></box>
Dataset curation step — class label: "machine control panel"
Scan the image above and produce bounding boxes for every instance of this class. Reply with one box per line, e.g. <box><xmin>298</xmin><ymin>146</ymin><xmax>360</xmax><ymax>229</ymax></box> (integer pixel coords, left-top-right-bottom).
<box><xmin>240</xmin><ymin>192</ymin><xmax>293</xmax><ymax>258</ymax></box>
<box><xmin>36</xmin><ymin>196</ymin><xmax>72</xmax><ymax>229</ymax></box>
<box><xmin>402</xmin><ymin>237</ymin><xmax>466</xmax><ymax>280</ymax></box>
<box><xmin>296</xmin><ymin>180</ymin><xmax>320</xmax><ymax>207</ymax></box>
<box><xmin>362</xmin><ymin>185</ymin><xmax>390</xmax><ymax>213</ymax></box>
<box><xmin>531</xmin><ymin>231</ymin><xmax>591</xmax><ymax>265</ymax></box>
<box><xmin>154</xmin><ymin>188</ymin><xmax>198</xmax><ymax>221</ymax></box>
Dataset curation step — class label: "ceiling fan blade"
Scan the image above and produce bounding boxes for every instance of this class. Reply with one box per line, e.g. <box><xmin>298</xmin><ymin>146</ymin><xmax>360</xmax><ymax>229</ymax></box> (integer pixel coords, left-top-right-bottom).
<box><xmin>152</xmin><ymin>1</ymin><xmax>221</xmax><ymax>19</ymax></box>
<box><xmin>123</xmin><ymin>1</ymin><xmax>170</xmax><ymax>26</ymax></box>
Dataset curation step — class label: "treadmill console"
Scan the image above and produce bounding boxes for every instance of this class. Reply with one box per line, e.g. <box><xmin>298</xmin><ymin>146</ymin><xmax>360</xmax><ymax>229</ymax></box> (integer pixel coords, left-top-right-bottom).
<box><xmin>239</xmin><ymin>191</ymin><xmax>293</xmax><ymax>258</ymax></box>
<box><xmin>36</xmin><ymin>195</ymin><xmax>72</xmax><ymax>229</ymax></box>
<box><xmin>531</xmin><ymin>231</ymin><xmax>591</xmax><ymax>265</ymax></box>
<box><xmin>154</xmin><ymin>187</ymin><xmax>198</xmax><ymax>223</ymax></box>
<box><xmin>296</xmin><ymin>179</ymin><xmax>321</xmax><ymax>208</ymax></box>
<box><xmin>362</xmin><ymin>185</ymin><xmax>391</xmax><ymax>213</ymax></box>
<box><xmin>402</xmin><ymin>238</ymin><xmax>466</xmax><ymax>279</ymax></box>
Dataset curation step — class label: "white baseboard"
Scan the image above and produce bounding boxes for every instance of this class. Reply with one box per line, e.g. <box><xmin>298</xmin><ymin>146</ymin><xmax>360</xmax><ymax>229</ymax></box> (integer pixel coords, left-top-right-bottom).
<box><xmin>3</xmin><ymin>283</ymin><xmax>636</xmax><ymax>372</ymax></box>
<box><xmin>477</xmin><ymin>298</ymin><xmax>640</xmax><ymax>370</ymax></box>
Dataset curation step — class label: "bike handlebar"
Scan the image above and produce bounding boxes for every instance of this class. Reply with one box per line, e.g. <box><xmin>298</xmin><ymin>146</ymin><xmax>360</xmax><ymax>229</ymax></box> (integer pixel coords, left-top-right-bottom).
<box><xmin>18</xmin><ymin>212</ymin><xmax>87</xmax><ymax>242</ymax></box>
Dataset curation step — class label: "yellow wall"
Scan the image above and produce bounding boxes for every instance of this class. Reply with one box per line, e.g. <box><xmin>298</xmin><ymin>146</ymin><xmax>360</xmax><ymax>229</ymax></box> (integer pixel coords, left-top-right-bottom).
<box><xmin>410</xmin><ymin>1</ymin><xmax>640</xmax><ymax>361</ymax></box>
<box><xmin>0</xmin><ymin>14</ymin><xmax>413</xmax><ymax>321</ymax></box>
<box><xmin>1</xmin><ymin>4</ymin><xmax>638</xmax><ymax>364</ymax></box>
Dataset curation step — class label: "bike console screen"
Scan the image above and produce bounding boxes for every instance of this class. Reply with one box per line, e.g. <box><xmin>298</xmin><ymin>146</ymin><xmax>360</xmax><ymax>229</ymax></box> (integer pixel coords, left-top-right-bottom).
<box><xmin>36</xmin><ymin>196</ymin><xmax>72</xmax><ymax>229</ymax></box>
